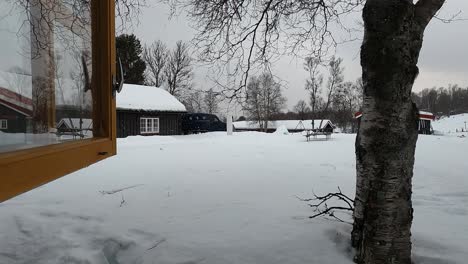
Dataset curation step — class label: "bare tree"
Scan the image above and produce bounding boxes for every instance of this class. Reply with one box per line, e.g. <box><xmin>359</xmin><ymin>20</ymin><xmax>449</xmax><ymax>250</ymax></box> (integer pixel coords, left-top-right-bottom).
<box><xmin>169</xmin><ymin>0</ymin><xmax>362</xmax><ymax>99</ymax></box>
<box><xmin>244</xmin><ymin>73</ymin><xmax>286</xmax><ymax>131</ymax></box>
<box><xmin>352</xmin><ymin>1</ymin><xmax>446</xmax><ymax>263</ymax></box>
<box><xmin>183</xmin><ymin>90</ymin><xmax>203</xmax><ymax>113</ymax></box>
<box><xmin>204</xmin><ymin>88</ymin><xmax>220</xmax><ymax>114</ymax></box>
<box><xmin>143</xmin><ymin>40</ymin><xmax>168</xmax><ymax>87</ymax></box>
<box><xmin>293</xmin><ymin>100</ymin><xmax>310</xmax><ymax>120</ymax></box>
<box><xmin>1</xmin><ymin>67</ymin><xmax>30</xmax><ymax>99</ymax></box>
<box><xmin>322</xmin><ymin>56</ymin><xmax>344</xmax><ymax>114</ymax></box>
<box><xmin>164</xmin><ymin>41</ymin><xmax>193</xmax><ymax>98</ymax></box>
<box><xmin>331</xmin><ymin>81</ymin><xmax>360</xmax><ymax>132</ymax></box>
<box><xmin>304</xmin><ymin>57</ymin><xmax>323</xmax><ymax>120</ymax></box>
<box><xmin>115</xmin><ymin>0</ymin><xmax>148</xmax><ymax>31</ymax></box>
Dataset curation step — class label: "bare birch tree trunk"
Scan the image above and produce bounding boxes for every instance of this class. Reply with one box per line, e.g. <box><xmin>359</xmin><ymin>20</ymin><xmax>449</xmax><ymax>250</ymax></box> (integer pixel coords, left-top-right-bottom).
<box><xmin>352</xmin><ymin>0</ymin><xmax>445</xmax><ymax>263</ymax></box>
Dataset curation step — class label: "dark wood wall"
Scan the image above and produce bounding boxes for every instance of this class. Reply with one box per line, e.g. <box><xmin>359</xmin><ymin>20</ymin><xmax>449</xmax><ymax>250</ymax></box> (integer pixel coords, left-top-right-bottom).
<box><xmin>0</xmin><ymin>104</ymin><xmax>28</xmax><ymax>133</ymax></box>
<box><xmin>117</xmin><ymin>109</ymin><xmax>185</xmax><ymax>138</ymax></box>
<box><xmin>418</xmin><ymin>119</ymin><xmax>432</xmax><ymax>135</ymax></box>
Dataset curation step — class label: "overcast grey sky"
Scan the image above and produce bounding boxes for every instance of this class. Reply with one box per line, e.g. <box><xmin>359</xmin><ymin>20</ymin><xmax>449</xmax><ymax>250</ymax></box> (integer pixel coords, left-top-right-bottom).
<box><xmin>129</xmin><ymin>0</ymin><xmax>468</xmax><ymax>111</ymax></box>
<box><xmin>2</xmin><ymin>1</ymin><xmax>464</xmax><ymax>112</ymax></box>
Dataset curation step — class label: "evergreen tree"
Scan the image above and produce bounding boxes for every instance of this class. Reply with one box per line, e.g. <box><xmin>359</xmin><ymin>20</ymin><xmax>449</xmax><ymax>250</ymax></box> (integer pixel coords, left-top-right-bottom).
<box><xmin>116</xmin><ymin>34</ymin><xmax>146</xmax><ymax>85</ymax></box>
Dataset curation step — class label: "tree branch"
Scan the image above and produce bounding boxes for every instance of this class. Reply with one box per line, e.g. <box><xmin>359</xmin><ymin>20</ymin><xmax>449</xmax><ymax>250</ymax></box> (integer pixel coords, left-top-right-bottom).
<box><xmin>415</xmin><ymin>0</ymin><xmax>446</xmax><ymax>28</ymax></box>
<box><xmin>296</xmin><ymin>186</ymin><xmax>354</xmax><ymax>224</ymax></box>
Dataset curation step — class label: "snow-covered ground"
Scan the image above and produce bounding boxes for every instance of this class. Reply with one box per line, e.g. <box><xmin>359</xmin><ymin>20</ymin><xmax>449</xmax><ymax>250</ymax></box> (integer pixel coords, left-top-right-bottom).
<box><xmin>433</xmin><ymin>113</ymin><xmax>468</xmax><ymax>135</ymax></box>
<box><xmin>1</xmin><ymin>131</ymin><xmax>467</xmax><ymax>264</ymax></box>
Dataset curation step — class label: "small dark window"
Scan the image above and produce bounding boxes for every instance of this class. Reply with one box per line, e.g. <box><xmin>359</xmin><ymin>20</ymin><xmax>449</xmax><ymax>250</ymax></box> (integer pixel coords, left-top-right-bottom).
<box><xmin>0</xmin><ymin>119</ymin><xmax>8</xmax><ymax>130</ymax></box>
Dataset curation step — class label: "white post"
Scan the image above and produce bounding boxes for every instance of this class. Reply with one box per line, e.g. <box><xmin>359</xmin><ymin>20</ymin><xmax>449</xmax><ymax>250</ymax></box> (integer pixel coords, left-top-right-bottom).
<box><xmin>227</xmin><ymin>114</ymin><xmax>233</xmax><ymax>135</ymax></box>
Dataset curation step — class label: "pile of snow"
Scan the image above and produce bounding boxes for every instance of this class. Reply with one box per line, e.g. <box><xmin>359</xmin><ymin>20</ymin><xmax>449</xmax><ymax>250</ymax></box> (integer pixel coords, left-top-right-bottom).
<box><xmin>0</xmin><ymin>132</ymin><xmax>467</xmax><ymax>264</ymax></box>
<box><xmin>117</xmin><ymin>84</ymin><xmax>187</xmax><ymax>112</ymax></box>
<box><xmin>274</xmin><ymin>125</ymin><xmax>289</xmax><ymax>135</ymax></box>
<box><xmin>432</xmin><ymin>113</ymin><xmax>468</xmax><ymax>134</ymax></box>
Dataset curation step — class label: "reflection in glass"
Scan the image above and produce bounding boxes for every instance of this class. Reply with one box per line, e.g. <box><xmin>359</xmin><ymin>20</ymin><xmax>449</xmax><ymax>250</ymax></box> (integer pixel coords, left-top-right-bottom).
<box><xmin>0</xmin><ymin>0</ymin><xmax>93</xmax><ymax>153</ymax></box>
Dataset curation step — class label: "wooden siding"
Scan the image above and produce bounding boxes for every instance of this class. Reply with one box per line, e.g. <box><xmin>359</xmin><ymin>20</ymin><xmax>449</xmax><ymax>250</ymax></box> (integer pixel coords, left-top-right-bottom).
<box><xmin>117</xmin><ymin>109</ymin><xmax>184</xmax><ymax>138</ymax></box>
<box><xmin>418</xmin><ymin>119</ymin><xmax>432</xmax><ymax>135</ymax></box>
<box><xmin>0</xmin><ymin>104</ymin><xmax>28</xmax><ymax>133</ymax></box>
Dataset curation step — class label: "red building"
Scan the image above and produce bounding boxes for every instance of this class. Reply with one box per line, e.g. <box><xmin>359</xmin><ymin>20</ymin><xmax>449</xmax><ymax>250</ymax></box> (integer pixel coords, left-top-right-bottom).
<box><xmin>0</xmin><ymin>87</ymin><xmax>33</xmax><ymax>133</ymax></box>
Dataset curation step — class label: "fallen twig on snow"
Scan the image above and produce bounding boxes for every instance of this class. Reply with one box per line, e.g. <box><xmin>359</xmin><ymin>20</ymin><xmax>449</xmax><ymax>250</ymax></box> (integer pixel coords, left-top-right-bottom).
<box><xmin>147</xmin><ymin>238</ymin><xmax>167</xmax><ymax>251</ymax></box>
<box><xmin>99</xmin><ymin>184</ymin><xmax>144</xmax><ymax>195</ymax></box>
<box><xmin>296</xmin><ymin>186</ymin><xmax>354</xmax><ymax>224</ymax></box>
<box><xmin>119</xmin><ymin>194</ymin><xmax>126</xmax><ymax>207</ymax></box>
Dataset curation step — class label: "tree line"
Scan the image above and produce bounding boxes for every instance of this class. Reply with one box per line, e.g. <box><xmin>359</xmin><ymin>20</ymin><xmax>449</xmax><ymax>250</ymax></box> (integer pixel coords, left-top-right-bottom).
<box><xmin>412</xmin><ymin>85</ymin><xmax>468</xmax><ymax>117</ymax></box>
<box><xmin>240</xmin><ymin>57</ymin><xmax>363</xmax><ymax>133</ymax></box>
<box><xmin>115</xmin><ymin>34</ymin><xmax>221</xmax><ymax>114</ymax></box>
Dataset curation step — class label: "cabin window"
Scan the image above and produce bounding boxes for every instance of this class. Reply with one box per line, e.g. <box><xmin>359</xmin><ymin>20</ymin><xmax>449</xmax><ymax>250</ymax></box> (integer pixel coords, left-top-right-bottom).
<box><xmin>0</xmin><ymin>120</ymin><xmax>7</xmax><ymax>130</ymax></box>
<box><xmin>153</xmin><ymin>118</ymin><xmax>159</xmax><ymax>132</ymax></box>
<box><xmin>140</xmin><ymin>117</ymin><xmax>160</xmax><ymax>134</ymax></box>
<box><xmin>1</xmin><ymin>0</ymin><xmax>116</xmax><ymax>202</ymax></box>
<box><xmin>140</xmin><ymin>118</ymin><xmax>147</xmax><ymax>133</ymax></box>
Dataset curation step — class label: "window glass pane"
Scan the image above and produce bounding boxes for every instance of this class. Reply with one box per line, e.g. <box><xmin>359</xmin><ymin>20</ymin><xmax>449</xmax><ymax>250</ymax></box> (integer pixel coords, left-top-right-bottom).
<box><xmin>147</xmin><ymin>119</ymin><xmax>152</xmax><ymax>132</ymax></box>
<box><xmin>0</xmin><ymin>0</ymin><xmax>93</xmax><ymax>153</ymax></box>
<box><xmin>140</xmin><ymin>118</ymin><xmax>146</xmax><ymax>133</ymax></box>
<box><xmin>153</xmin><ymin>118</ymin><xmax>159</xmax><ymax>131</ymax></box>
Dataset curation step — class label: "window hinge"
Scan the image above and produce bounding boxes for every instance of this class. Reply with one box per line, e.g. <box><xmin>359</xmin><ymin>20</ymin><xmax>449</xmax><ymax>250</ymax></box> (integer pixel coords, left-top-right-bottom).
<box><xmin>112</xmin><ymin>57</ymin><xmax>124</xmax><ymax>97</ymax></box>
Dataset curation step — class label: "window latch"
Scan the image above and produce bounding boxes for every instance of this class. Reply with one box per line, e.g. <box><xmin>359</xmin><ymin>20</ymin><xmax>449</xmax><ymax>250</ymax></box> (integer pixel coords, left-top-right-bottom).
<box><xmin>113</xmin><ymin>57</ymin><xmax>125</xmax><ymax>97</ymax></box>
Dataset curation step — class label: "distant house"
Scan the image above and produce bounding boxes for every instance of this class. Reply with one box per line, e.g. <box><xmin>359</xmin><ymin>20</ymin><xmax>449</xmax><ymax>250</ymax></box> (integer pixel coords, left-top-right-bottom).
<box><xmin>233</xmin><ymin>119</ymin><xmax>335</xmax><ymax>133</ymax></box>
<box><xmin>57</xmin><ymin>118</ymin><xmax>93</xmax><ymax>138</ymax></box>
<box><xmin>354</xmin><ymin>111</ymin><xmax>436</xmax><ymax>135</ymax></box>
<box><xmin>0</xmin><ymin>86</ymin><xmax>32</xmax><ymax>133</ymax></box>
<box><xmin>116</xmin><ymin>84</ymin><xmax>187</xmax><ymax>138</ymax></box>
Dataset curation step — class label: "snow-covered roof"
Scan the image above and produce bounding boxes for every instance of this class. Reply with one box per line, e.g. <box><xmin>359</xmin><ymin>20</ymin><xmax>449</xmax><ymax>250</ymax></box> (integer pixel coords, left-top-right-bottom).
<box><xmin>57</xmin><ymin>118</ymin><xmax>93</xmax><ymax>130</ymax></box>
<box><xmin>419</xmin><ymin>111</ymin><xmax>435</xmax><ymax>121</ymax></box>
<box><xmin>419</xmin><ymin>111</ymin><xmax>433</xmax><ymax>116</ymax></box>
<box><xmin>117</xmin><ymin>84</ymin><xmax>187</xmax><ymax>112</ymax></box>
<box><xmin>233</xmin><ymin>120</ymin><xmax>334</xmax><ymax>130</ymax></box>
<box><xmin>0</xmin><ymin>86</ymin><xmax>33</xmax><ymax>116</ymax></box>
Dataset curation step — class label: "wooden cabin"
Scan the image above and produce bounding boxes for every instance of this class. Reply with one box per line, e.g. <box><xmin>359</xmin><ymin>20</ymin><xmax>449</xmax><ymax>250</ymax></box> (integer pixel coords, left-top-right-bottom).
<box><xmin>354</xmin><ymin>111</ymin><xmax>436</xmax><ymax>135</ymax></box>
<box><xmin>57</xmin><ymin>118</ymin><xmax>93</xmax><ymax>138</ymax></box>
<box><xmin>233</xmin><ymin>119</ymin><xmax>335</xmax><ymax>133</ymax></box>
<box><xmin>0</xmin><ymin>87</ymin><xmax>33</xmax><ymax>134</ymax></box>
<box><xmin>116</xmin><ymin>84</ymin><xmax>187</xmax><ymax>138</ymax></box>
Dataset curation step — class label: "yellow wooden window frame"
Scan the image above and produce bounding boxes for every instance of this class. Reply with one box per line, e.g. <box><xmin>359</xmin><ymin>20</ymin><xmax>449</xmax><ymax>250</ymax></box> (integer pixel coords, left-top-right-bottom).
<box><xmin>0</xmin><ymin>0</ymin><xmax>117</xmax><ymax>202</ymax></box>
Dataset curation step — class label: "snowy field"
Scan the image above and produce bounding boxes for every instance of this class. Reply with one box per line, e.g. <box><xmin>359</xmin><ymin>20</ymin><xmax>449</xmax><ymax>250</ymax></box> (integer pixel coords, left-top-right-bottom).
<box><xmin>1</xmin><ymin>119</ymin><xmax>467</xmax><ymax>264</ymax></box>
<box><xmin>433</xmin><ymin>113</ymin><xmax>468</xmax><ymax>135</ymax></box>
